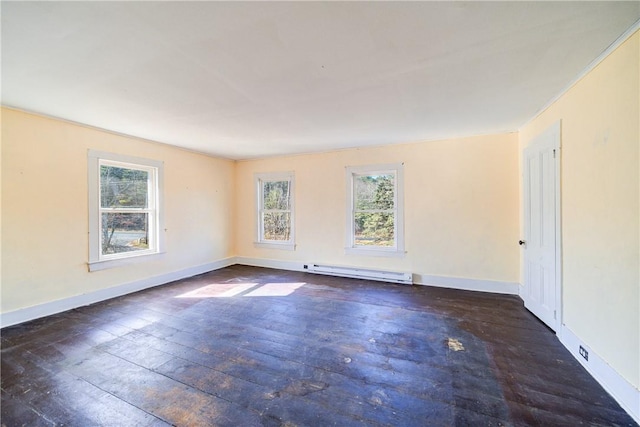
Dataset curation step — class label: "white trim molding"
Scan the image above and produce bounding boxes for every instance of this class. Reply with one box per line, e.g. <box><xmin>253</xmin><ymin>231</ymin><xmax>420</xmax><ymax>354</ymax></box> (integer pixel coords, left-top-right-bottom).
<box><xmin>414</xmin><ymin>273</ymin><xmax>520</xmax><ymax>295</ymax></box>
<box><xmin>254</xmin><ymin>171</ymin><xmax>295</xmax><ymax>250</ymax></box>
<box><xmin>521</xmin><ymin>120</ymin><xmax>563</xmax><ymax>332</ymax></box>
<box><xmin>234</xmin><ymin>258</ymin><xmax>519</xmax><ymax>294</ymax></box>
<box><xmin>522</xmin><ymin>19</ymin><xmax>640</xmax><ymax>130</ymax></box>
<box><xmin>559</xmin><ymin>325</ymin><xmax>640</xmax><ymax>424</ymax></box>
<box><xmin>87</xmin><ymin>150</ymin><xmax>165</xmax><ymax>271</ymax></box>
<box><xmin>0</xmin><ymin>257</ymin><xmax>235</xmax><ymax>328</ymax></box>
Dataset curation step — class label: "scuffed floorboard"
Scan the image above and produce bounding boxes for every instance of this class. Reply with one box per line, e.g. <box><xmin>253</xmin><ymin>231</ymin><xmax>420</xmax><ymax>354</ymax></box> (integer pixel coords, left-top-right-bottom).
<box><xmin>1</xmin><ymin>265</ymin><xmax>636</xmax><ymax>426</ymax></box>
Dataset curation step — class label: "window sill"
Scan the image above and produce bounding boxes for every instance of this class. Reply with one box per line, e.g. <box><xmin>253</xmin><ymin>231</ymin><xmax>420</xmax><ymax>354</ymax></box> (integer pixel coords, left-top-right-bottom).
<box><xmin>345</xmin><ymin>247</ymin><xmax>406</xmax><ymax>258</ymax></box>
<box><xmin>88</xmin><ymin>251</ymin><xmax>165</xmax><ymax>272</ymax></box>
<box><xmin>254</xmin><ymin>242</ymin><xmax>296</xmax><ymax>251</ymax></box>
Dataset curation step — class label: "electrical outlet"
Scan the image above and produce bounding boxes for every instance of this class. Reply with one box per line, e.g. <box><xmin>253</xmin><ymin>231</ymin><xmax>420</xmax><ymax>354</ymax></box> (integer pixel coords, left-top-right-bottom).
<box><xmin>579</xmin><ymin>345</ymin><xmax>589</xmax><ymax>361</ymax></box>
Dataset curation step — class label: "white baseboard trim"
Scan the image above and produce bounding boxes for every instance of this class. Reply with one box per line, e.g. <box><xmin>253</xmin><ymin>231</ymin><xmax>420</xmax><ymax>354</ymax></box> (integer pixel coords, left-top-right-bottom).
<box><xmin>559</xmin><ymin>325</ymin><xmax>640</xmax><ymax>424</ymax></box>
<box><xmin>0</xmin><ymin>257</ymin><xmax>236</xmax><ymax>328</ymax></box>
<box><xmin>234</xmin><ymin>258</ymin><xmax>520</xmax><ymax>295</ymax></box>
<box><xmin>414</xmin><ymin>273</ymin><xmax>519</xmax><ymax>295</ymax></box>
<box><xmin>234</xmin><ymin>256</ymin><xmax>306</xmax><ymax>273</ymax></box>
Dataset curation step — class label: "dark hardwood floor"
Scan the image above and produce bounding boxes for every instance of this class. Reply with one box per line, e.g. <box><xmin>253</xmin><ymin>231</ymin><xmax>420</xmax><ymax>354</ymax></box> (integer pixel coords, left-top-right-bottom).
<box><xmin>1</xmin><ymin>265</ymin><xmax>636</xmax><ymax>426</ymax></box>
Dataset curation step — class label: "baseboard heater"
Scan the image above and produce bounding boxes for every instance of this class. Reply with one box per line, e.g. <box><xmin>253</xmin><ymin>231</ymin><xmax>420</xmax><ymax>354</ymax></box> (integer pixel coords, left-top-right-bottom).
<box><xmin>303</xmin><ymin>264</ymin><xmax>413</xmax><ymax>285</ymax></box>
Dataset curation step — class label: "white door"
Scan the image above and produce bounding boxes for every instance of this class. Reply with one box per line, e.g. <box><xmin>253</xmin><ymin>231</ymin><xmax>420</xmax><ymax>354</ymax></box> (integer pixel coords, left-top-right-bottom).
<box><xmin>522</xmin><ymin>122</ymin><xmax>561</xmax><ymax>331</ymax></box>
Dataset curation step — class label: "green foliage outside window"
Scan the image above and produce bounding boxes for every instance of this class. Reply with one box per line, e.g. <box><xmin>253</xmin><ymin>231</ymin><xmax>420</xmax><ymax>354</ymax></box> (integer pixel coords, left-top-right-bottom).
<box><xmin>100</xmin><ymin>165</ymin><xmax>150</xmax><ymax>254</ymax></box>
<box><xmin>262</xmin><ymin>180</ymin><xmax>291</xmax><ymax>241</ymax></box>
<box><xmin>354</xmin><ymin>174</ymin><xmax>395</xmax><ymax>247</ymax></box>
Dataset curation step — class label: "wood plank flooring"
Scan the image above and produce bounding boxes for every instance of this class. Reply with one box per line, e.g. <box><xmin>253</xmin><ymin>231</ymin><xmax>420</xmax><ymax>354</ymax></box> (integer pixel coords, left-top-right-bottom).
<box><xmin>1</xmin><ymin>265</ymin><xmax>636</xmax><ymax>426</ymax></box>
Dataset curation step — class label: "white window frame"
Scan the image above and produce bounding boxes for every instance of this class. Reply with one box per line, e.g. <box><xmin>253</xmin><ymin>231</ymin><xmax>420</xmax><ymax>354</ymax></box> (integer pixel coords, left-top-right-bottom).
<box><xmin>345</xmin><ymin>163</ymin><xmax>405</xmax><ymax>257</ymax></box>
<box><xmin>88</xmin><ymin>150</ymin><xmax>165</xmax><ymax>271</ymax></box>
<box><xmin>254</xmin><ymin>171</ymin><xmax>295</xmax><ymax>251</ymax></box>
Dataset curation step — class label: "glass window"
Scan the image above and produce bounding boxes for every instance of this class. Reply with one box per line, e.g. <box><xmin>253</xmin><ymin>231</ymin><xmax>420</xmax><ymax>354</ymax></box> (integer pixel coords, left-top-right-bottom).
<box><xmin>346</xmin><ymin>164</ymin><xmax>404</xmax><ymax>256</ymax></box>
<box><xmin>255</xmin><ymin>172</ymin><xmax>295</xmax><ymax>250</ymax></box>
<box><xmin>88</xmin><ymin>151</ymin><xmax>163</xmax><ymax>271</ymax></box>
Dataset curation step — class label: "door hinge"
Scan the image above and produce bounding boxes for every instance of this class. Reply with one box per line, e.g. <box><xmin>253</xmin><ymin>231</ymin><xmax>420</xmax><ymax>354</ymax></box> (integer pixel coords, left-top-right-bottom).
<box><xmin>553</xmin><ymin>149</ymin><xmax>556</xmax><ymax>158</ymax></box>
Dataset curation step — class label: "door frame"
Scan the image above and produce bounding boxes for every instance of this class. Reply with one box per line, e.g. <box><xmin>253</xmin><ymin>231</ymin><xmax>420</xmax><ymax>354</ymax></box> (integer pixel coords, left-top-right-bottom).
<box><xmin>522</xmin><ymin>120</ymin><xmax>563</xmax><ymax>333</ymax></box>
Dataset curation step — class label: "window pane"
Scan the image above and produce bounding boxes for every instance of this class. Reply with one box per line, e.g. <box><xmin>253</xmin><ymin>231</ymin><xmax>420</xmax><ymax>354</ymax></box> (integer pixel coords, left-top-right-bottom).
<box><xmin>354</xmin><ymin>212</ymin><xmax>394</xmax><ymax>247</ymax></box>
<box><xmin>355</xmin><ymin>174</ymin><xmax>395</xmax><ymax>210</ymax></box>
<box><xmin>262</xmin><ymin>212</ymin><xmax>291</xmax><ymax>241</ymax></box>
<box><xmin>263</xmin><ymin>181</ymin><xmax>290</xmax><ymax>210</ymax></box>
<box><xmin>101</xmin><ymin>213</ymin><xmax>149</xmax><ymax>255</ymax></box>
<box><xmin>101</xmin><ymin>166</ymin><xmax>148</xmax><ymax>208</ymax></box>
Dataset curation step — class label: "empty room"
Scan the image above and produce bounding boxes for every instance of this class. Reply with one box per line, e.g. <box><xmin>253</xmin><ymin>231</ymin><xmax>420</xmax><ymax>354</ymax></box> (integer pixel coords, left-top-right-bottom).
<box><xmin>1</xmin><ymin>1</ymin><xmax>639</xmax><ymax>426</ymax></box>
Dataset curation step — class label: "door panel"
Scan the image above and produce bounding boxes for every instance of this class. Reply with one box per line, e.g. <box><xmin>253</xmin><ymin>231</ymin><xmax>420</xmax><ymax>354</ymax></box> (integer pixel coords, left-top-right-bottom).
<box><xmin>523</xmin><ymin>123</ymin><xmax>560</xmax><ymax>331</ymax></box>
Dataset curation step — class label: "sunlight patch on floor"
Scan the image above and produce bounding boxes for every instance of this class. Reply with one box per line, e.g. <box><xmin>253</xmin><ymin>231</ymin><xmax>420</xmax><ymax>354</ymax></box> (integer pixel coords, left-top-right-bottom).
<box><xmin>175</xmin><ymin>282</ymin><xmax>306</xmax><ymax>298</ymax></box>
<box><xmin>244</xmin><ymin>282</ymin><xmax>306</xmax><ymax>297</ymax></box>
<box><xmin>176</xmin><ymin>283</ymin><xmax>258</xmax><ymax>298</ymax></box>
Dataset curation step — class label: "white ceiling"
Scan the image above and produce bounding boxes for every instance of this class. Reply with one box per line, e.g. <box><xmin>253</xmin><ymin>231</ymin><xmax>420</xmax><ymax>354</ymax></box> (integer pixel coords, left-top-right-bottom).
<box><xmin>3</xmin><ymin>2</ymin><xmax>639</xmax><ymax>160</ymax></box>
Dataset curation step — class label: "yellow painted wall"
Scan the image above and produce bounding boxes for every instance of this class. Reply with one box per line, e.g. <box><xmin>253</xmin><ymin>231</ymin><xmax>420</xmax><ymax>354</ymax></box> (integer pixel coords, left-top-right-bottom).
<box><xmin>520</xmin><ymin>31</ymin><xmax>640</xmax><ymax>388</ymax></box>
<box><xmin>235</xmin><ymin>133</ymin><xmax>520</xmax><ymax>284</ymax></box>
<box><xmin>0</xmin><ymin>112</ymin><xmax>3</xmax><ymax>292</ymax></box>
<box><xmin>1</xmin><ymin>108</ymin><xmax>236</xmax><ymax>313</ymax></box>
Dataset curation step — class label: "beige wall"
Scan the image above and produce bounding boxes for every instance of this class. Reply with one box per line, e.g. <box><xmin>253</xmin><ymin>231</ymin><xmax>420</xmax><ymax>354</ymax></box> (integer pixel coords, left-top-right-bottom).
<box><xmin>0</xmin><ymin>112</ymin><xmax>3</xmax><ymax>293</ymax></box>
<box><xmin>235</xmin><ymin>133</ymin><xmax>520</xmax><ymax>284</ymax></box>
<box><xmin>520</xmin><ymin>31</ymin><xmax>640</xmax><ymax>389</ymax></box>
<box><xmin>1</xmin><ymin>108</ymin><xmax>235</xmax><ymax>313</ymax></box>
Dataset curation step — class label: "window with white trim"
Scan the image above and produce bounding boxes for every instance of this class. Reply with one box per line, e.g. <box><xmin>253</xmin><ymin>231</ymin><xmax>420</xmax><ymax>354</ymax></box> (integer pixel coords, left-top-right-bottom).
<box><xmin>346</xmin><ymin>163</ymin><xmax>405</xmax><ymax>256</ymax></box>
<box><xmin>255</xmin><ymin>172</ymin><xmax>295</xmax><ymax>250</ymax></box>
<box><xmin>88</xmin><ymin>150</ymin><xmax>164</xmax><ymax>271</ymax></box>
